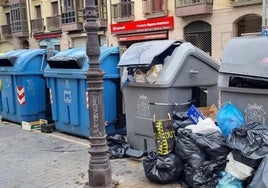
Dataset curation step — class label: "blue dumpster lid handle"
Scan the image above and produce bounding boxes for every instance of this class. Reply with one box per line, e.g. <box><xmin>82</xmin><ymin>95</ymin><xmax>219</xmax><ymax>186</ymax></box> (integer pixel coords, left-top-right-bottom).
<box><xmin>118</xmin><ymin>40</ymin><xmax>181</xmax><ymax>67</ymax></box>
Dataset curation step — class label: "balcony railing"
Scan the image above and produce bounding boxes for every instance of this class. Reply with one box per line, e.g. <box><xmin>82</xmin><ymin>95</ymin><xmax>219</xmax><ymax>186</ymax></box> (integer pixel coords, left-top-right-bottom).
<box><xmin>111</xmin><ymin>1</ymin><xmax>134</xmax><ymax>22</ymax></box>
<box><xmin>46</xmin><ymin>15</ymin><xmax>61</xmax><ymax>31</ymax></box>
<box><xmin>142</xmin><ymin>0</ymin><xmax>168</xmax><ymax>18</ymax></box>
<box><xmin>1</xmin><ymin>24</ymin><xmax>12</xmax><ymax>37</ymax></box>
<box><xmin>61</xmin><ymin>9</ymin><xmax>83</xmax><ymax>31</ymax></box>
<box><xmin>232</xmin><ymin>0</ymin><xmax>262</xmax><ymax>7</ymax></box>
<box><xmin>31</xmin><ymin>18</ymin><xmax>45</xmax><ymax>33</ymax></box>
<box><xmin>175</xmin><ymin>0</ymin><xmax>213</xmax><ymax>17</ymax></box>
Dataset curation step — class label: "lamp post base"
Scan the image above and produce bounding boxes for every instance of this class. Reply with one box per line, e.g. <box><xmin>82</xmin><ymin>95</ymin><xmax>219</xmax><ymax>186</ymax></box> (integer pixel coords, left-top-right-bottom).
<box><xmin>88</xmin><ymin>162</ymin><xmax>112</xmax><ymax>188</ymax></box>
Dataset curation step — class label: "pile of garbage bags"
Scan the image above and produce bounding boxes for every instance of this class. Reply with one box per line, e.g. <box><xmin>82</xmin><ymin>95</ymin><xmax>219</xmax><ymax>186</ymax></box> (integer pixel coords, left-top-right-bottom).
<box><xmin>142</xmin><ymin>103</ymin><xmax>268</xmax><ymax>188</ymax></box>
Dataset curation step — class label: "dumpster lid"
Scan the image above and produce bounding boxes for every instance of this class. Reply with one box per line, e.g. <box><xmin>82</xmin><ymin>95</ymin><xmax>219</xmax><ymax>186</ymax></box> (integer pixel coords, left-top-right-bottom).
<box><xmin>45</xmin><ymin>47</ymin><xmax>119</xmax><ymax>70</ymax></box>
<box><xmin>47</xmin><ymin>55</ymin><xmax>87</xmax><ymax>69</ymax></box>
<box><xmin>0</xmin><ymin>49</ymin><xmax>47</xmax><ymax>70</ymax></box>
<box><xmin>118</xmin><ymin>40</ymin><xmax>182</xmax><ymax>67</ymax></box>
<box><xmin>0</xmin><ymin>56</ymin><xmax>18</xmax><ymax>66</ymax></box>
<box><xmin>0</xmin><ymin>49</ymin><xmax>27</xmax><ymax>67</ymax></box>
<box><xmin>220</xmin><ymin>37</ymin><xmax>268</xmax><ymax>78</ymax></box>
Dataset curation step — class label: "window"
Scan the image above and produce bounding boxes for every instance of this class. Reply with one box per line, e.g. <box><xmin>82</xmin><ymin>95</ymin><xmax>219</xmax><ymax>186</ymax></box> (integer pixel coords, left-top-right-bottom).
<box><xmin>6</xmin><ymin>13</ymin><xmax>10</xmax><ymax>24</ymax></box>
<box><xmin>63</xmin><ymin>0</ymin><xmax>74</xmax><ymax>11</ymax></box>
<box><xmin>35</xmin><ymin>5</ymin><xmax>41</xmax><ymax>18</ymax></box>
<box><xmin>176</xmin><ymin>0</ymin><xmax>212</xmax><ymax>7</ymax></box>
<box><xmin>99</xmin><ymin>0</ymin><xmax>107</xmax><ymax>19</ymax></box>
<box><xmin>152</xmin><ymin>0</ymin><xmax>162</xmax><ymax>12</ymax></box>
<box><xmin>10</xmin><ymin>2</ymin><xmax>28</xmax><ymax>32</ymax></box>
<box><xmin>51</xmin><ymin>1</ymin><xmax>59</xmax><ymax>15</ymax></box>
<box><xmin>121</xmin><ymin>0</ymin><xmax>132</xmax><ymax>18</ymax></box>
<box><xmin>62</xmin><ymin>0</ymin><xmax>83</xmax><ymax>12</ymax></box>
<box><xmin>61</xmin><ymin>0</ymin><xmax>83</xmax><ymax>24</ymax></box>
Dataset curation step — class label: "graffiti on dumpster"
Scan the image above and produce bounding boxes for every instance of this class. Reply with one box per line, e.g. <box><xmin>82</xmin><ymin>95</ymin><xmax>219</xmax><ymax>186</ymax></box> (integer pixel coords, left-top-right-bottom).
<box><xmin>64</xmin><ymin>79</ymin><xmax>70</xmax><ymax>89</ymax></box>
<box><xmin>26</xmin><ymin>79</ymin><xmax>36</xmax><ymax>96</ymax></box>
<box><xmin>244</xmin><ymin>103</ymin><xmax>266</xmax><ymax>124</ymax></box>
<box><xmin>137</xmin><ymin>94</ymin><xmax>150</xmax><ymax>118</ymax></box>
<box><xmin>122</xmin><ymin>43</ymin><xmax>151</xmax><ymax>64</ymax></box>
<box><xmin>64</xmin><ymin>91</ymin><xmax>71</xmax><ymax>104</ymax></box>
<box><xmin>2</xmin><ymin>77</ymin><xmax>11</xmax><ymax>97</ymax></box>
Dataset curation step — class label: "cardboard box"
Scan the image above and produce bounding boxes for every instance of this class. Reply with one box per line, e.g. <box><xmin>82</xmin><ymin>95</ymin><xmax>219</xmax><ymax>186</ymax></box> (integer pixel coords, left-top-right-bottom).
<box><xmin>198</xmin><ymin>104</ymin><xmax>218</xmax><ymax>122</ymax></box>
<box><xmin>22</xmin><ymin>119</ymin><xmax>48</xmax><ymax>131</ymax></box>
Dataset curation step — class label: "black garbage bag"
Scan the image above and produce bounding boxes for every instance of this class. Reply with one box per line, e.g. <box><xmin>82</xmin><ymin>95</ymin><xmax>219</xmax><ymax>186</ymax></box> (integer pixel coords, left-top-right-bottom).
<box><xmin>107</xmin><ymin>134</ymin><xmax>130</xmax><ymax>159</ymax></box>
<box><xmin>175</xmin><ymin>128</ymin><xmax>207</xmax><ymax>168</ymax></box>
<box><xmin>173</xmin><ymin>111</ymin><xmax>189</xmax><ymax>121</ymax></box>
<box><xmin>226</xmin><ymin>122</ymin><xmax>268</xmax><ymax>159</ymax></box>
<box><xmin>143</xmin><ymin>151</ymin><xmax>183</xmax><ymax>184</ymax></box>
<box><xmin>190</xmin><ymin>131</ymin><xmax>230</xmax><ymax>161</ymax></box>
<box><xmin>248</xmin><ymin>156</ymin><xmax>268</xmax><ymax>188</ymax></box>
<box><xmin>184</xmin><ymin>160</ymin><xmax>226</xmax><ymax>188</ymax></box>
<box><xmin>173</xmin><ymin>111</ymin><xmax>192</xmax><ymax>130</ymax></box>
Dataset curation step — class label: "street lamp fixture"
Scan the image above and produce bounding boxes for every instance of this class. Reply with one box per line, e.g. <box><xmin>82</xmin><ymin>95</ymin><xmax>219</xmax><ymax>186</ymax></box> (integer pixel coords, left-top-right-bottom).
<box><xmin>84</xmin><ymin>0</ymin><xmax>112</xmax><ymax>187</ymax></box>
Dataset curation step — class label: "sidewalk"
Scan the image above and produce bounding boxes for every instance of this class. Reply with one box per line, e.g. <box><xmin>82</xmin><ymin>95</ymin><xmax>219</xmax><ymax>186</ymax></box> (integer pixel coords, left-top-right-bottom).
<box><xmin>0</xmin><ymin>121</ymin><xmax>182</xmax><ymax>188</ymax></box>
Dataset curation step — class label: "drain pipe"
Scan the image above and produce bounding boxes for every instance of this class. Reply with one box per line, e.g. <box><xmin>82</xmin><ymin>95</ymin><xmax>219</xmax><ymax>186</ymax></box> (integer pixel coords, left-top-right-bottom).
<box><xmin>263</xmin><ymin>0</ymin><xmax>267</xmax><ymax>27</ymax></box>
<box><xmin>26</xmin><ymin>0</ymin><xmax>32</xmax><ymax>38</ymax></box>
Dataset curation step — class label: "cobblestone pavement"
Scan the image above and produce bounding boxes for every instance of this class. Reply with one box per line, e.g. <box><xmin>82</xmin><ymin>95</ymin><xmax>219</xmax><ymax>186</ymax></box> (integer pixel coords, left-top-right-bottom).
<box><xmin>0</xmin><ymin>121</ymin><xmax>182</xmax><ymax>188</ymax></box>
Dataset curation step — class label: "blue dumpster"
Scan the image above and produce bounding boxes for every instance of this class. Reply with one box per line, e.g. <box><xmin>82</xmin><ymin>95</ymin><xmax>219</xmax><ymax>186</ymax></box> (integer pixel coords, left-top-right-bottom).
<box><xmin>0</xmin><ymin>49</ymin><xmax>54</xmax><ymax>123</ymax></box>
<box><xmin>44</xmin><ymin>47</ymin><xmax>126</xmax><ymax>137</ymax></box>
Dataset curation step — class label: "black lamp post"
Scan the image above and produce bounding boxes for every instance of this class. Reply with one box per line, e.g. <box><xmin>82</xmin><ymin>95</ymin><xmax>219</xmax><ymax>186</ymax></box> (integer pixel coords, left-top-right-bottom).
<box><xmin>84</xmin><ymin>0</ymin><xmax>112</xmax><ymax>187</ymax></box>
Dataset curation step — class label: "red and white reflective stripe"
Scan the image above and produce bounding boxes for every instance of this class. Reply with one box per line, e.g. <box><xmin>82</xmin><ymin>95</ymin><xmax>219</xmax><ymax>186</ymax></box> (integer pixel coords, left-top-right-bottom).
<box><xmin>49</xmin><ymin>89</ymin><xmax>53</xmax><ymax>104</ymax></box>
<box><xmin>86</xmin><ymin>91</ymin><xmax>89</xmax><ymax>109</ymax></box>
<box><xmin>17</xmin><ymin>86</ymin><xmax>26</xmax><ymax>105</ymax></box>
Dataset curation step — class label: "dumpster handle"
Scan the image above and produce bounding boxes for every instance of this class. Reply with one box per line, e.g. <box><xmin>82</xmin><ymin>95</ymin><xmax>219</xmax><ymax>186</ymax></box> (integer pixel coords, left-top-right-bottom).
<box><xmin>40</xmin><ymin>54</ymin><xmax>45</xmax><ymax>71</ymax></box>
<box><xmin>189</xmin><ymin>70</ymin><xmax>199</xmax><ymax>74</ymax></box>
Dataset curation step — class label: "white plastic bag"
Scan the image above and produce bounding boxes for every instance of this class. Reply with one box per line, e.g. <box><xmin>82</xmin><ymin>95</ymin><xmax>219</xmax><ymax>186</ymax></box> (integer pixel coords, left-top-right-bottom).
<box><xmin>186</xmin><ymin>118</ymin><xmax>221</xmax><ymax>134</ymax></box>
<box><xmin>225</xmin><ymin>152</ymin><xmax>254</xmax><ymax>181</ymax></box>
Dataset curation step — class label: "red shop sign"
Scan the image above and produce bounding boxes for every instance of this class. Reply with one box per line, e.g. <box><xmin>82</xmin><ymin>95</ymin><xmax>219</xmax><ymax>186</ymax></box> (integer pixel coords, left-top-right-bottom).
<box><xmin>34</xmin><ymin>32</ymin><xmax>62</xmax><ymax>40</ymax></box>
<box><xmin>110</xmin><ymin>16</ymin><xmax>174</xmax><ymax>35</ymax></box>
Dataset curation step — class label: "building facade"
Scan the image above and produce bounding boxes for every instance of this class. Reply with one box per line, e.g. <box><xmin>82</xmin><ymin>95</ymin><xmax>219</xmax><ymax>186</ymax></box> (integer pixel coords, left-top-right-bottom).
<box><xmin>0</xmin><ymin>0</ymin><xmax>265</xmax><ymax>62</ymax></box>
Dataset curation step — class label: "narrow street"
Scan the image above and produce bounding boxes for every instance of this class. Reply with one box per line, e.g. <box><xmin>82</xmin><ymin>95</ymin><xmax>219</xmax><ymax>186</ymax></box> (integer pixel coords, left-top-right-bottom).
<box><xmin>0</xmin><ymin>121</ymin><xmax>182</xmax><ymax>188</ymax></box>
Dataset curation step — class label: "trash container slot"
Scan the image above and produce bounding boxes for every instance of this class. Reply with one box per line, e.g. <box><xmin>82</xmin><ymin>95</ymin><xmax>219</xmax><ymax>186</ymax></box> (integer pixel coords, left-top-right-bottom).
<box><xmin>190</xmin><ymin>87</ymin><xmax>208</xmax><ymax>107</ymax></box>
<box><xmin>229</xmin><ymin>76</ymin><xmax>268</xmax><ymax>89</ymax></box>
<box><xmin>149</xmin><ymin>102</ymin><xmax>191</xmax><ymax>112</ymax></box>
<box><xmin>47</xmin><ymin>56</ymin><xmax>86</xmax><ymax>69</ymax></box>
<box><xmin>149</xmin><ymin>101</ymin><xmax>191</xmax><ymax>106</ymax></box>
<box><xmin>0</xmin><ymin>56</ymin><xmax>17</xmax><ymax>67</ymax></box>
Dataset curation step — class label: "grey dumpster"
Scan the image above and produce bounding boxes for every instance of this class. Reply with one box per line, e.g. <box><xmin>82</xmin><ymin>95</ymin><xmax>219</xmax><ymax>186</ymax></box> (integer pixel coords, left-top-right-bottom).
<box><xmin>118</xmin><ymin>40</ymin><xmax>220</xmax><ymax>151</ymax></box>
<box><xmin>218</xmin><ymin>37</ymin><xmax>268</xmax><ymax>124</ymax></box>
